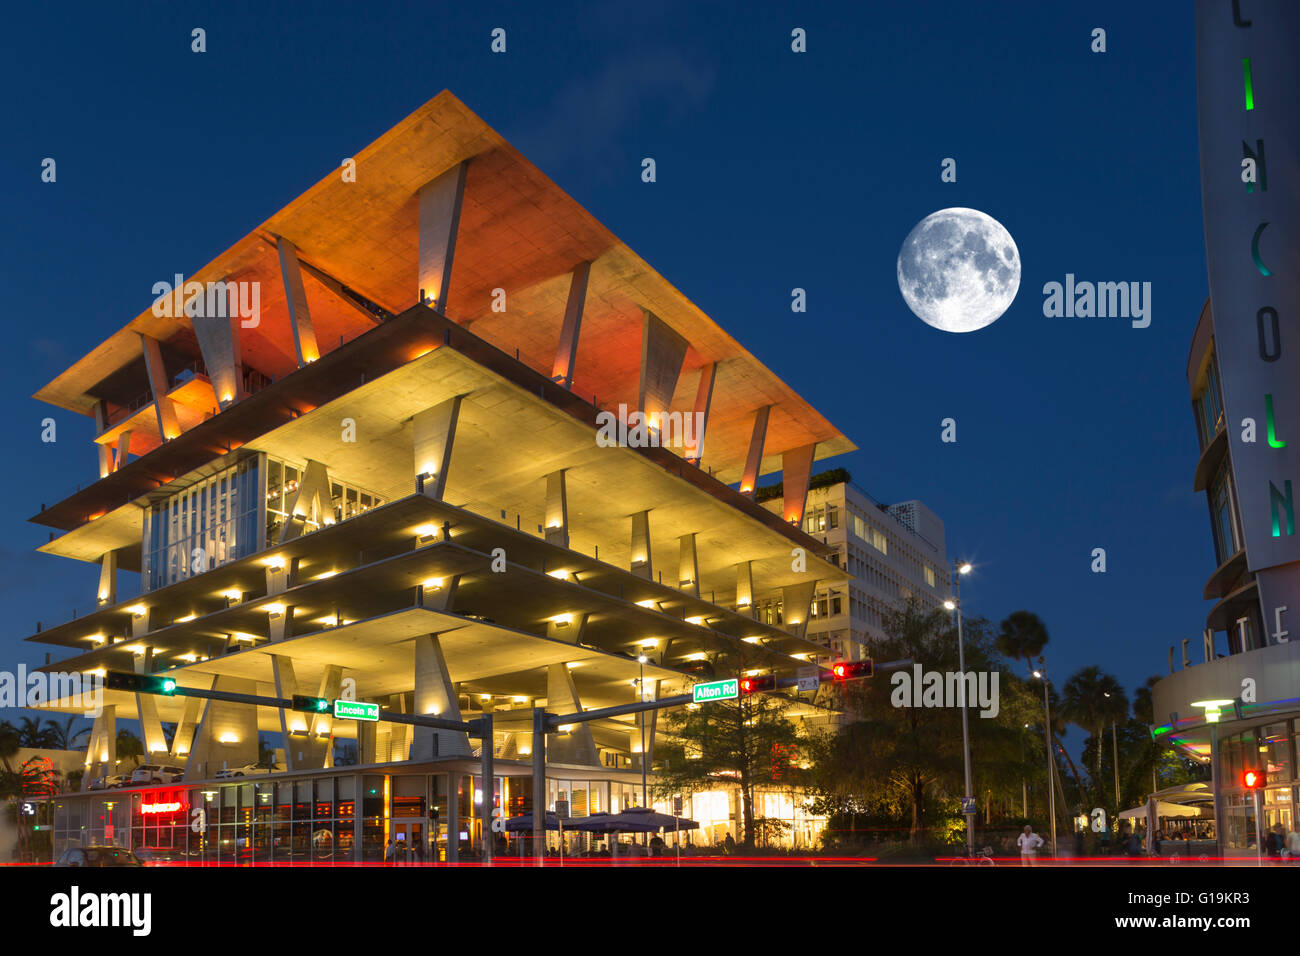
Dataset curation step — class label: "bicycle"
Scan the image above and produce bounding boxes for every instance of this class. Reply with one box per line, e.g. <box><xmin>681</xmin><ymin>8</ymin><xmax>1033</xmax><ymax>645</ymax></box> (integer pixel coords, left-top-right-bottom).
<box><xmin>948</xmin><ymin>845</ymin><xmax>996</xmax><ymax>866</ymax></box>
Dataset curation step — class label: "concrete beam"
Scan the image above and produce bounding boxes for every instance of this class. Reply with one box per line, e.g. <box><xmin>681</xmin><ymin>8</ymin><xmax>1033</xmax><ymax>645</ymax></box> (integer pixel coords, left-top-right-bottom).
<box><xmin>416</xmin><ymin>161</ymin><xmax>469</xmax><ymax>311</ymax></box>
<box><xmin>412</xmin><ymin>634</ymin><xmax>472</xmax><ymax>759</ymax></box>
<box><xmin>413</xmin><ymin>395</ymin><xmax>463</xmax><ymax>501</ymax></box>
<box><xmin>140</xmin><ymin>334</ymin><xmax>181</xmax><ymax>440</ymax></box>
<box><xmin>638</xmin><ymin>310</ymin><xmax>689</xmax><ymax>422</ymax></box>
<box><xmin>545</xmin><ymin>470</ymin><xmax>570</xmax><ymax>548</ymax></box>
<box><xmin>93</xmin><ymin>401</ymin><xmax>112</xmax><ymax>478</ymax></box>
<box><xmin>97</xmin><ymin>549</ymin><xmax>119</xmax><ymax>607</ymax></box>
<box><xmin>736</xmin><ymin>560</ymin><xmax>755</xmax><ymax>616</ymax></box>
<box><xmin>276</xmin><ymin>236</ymin><xmax>321</xmax><ymax>366</ymax></box>
<box><xmin>546</xmin><ymin>612</ymin><xmax>588</xmax><ymax>644</ymax></box>
<box><xmin>684</xmin><ymin>363</ymin><xmax>716</xmax><ymax>464</ymax></box>
<box><xmin>740</xmin><ymin>405</ymin><xmax>772</xmax><ymax>497</ymax></box>
<box><xmin>546</xmin><ymin>663</ymin><xmax>599</xmax><ymax>766</ymax></box>
<box><xmin>114</xmin><ymin>430</ymin><xmax>132</xmax><ymax>473</ymax></box>
<box><xmin>552</xmin><ymin>261</ymin><xmax>591</xmax><ymax>388</ymax></box>
<box><xmin>678</xmin><ymin>533</ymin><xmax>699</xmax><ymax>597</ymax></box>
<box><xmin>781</xmin><ymin>442</ymin><xmax>817</xmax><ymax>526</ymax></box>
<box><xmin>630</xmin><ymin>510</ymin><xmax>653</xmax><ymax>580</ymax></box>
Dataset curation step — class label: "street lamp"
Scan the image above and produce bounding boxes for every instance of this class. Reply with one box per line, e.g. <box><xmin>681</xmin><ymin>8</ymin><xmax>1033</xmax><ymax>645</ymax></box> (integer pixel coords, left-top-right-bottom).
<box><xmin>637</xmin><ymin>654</ymin><xmax>649</xmax><ymax>810</ymax></box>
<box><xmin>1104</xmin><ymin>691</ymin><xmax>1120</xmax><ymax>814</ymax></box>
<box><xmin>944</xmin><ymin>560</ymin><xmax>975</xmax><ymax>857</ymax></box>
<box><xmin>1032</xmin><ymin>666</ymin><xmax>1058</xmax><ymax>858</ymax></box>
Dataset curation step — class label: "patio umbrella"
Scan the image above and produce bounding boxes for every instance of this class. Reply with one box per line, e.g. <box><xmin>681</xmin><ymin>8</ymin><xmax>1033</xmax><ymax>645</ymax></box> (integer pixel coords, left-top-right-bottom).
<box><xmin>574</xmin><ymin>807</ymin><xmax>699</xmax><ymax>833</ymax></box>
<box><xmin>503</xmin><ymin>812</ymin><xmax>567</xmax><ymax>832</ymax></box>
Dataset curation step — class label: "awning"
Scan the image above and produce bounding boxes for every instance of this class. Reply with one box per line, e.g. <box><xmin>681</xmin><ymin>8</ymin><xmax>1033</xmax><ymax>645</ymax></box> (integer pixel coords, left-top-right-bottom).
<box><xmin>1118</xmin><ymin>801</ymin><xmax>1208</xmax><ymax>820</ymax></box>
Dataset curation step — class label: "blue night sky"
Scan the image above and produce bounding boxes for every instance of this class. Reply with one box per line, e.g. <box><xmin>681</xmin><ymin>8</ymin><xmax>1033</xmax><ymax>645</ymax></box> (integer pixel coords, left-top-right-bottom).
<box><xmin>0</xmin><ymin>1</ymin><xmax>1209</xmax><ymax>746</ymax></box>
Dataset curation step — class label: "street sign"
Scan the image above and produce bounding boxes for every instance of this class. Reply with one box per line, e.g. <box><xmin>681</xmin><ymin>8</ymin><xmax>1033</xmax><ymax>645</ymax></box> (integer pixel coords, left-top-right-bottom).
<box><xmin>333</xmin><ymin>699</ymin><xmax>380</xmax><ymax>721</ymax></box>
<box><xmin>796</xmin><ymin>666</ymin><xmax>820</xmax><ymax>692</ymax></box>
<box><xmin>692</xmin><ymin>678</ymin><xmax>739</xmax><ymax>703</ymax></box>
<box><xmin>555</xmin><ymin>799</ymin><xmax>569</xmax><ymax>819</ymax></box>
<box><xmin>673</xmin><ymin>795</ymin><xmax>683</xmax><ymax>815</ymax></box>
<box><xmin>960</xmin><ymin>797</ymin><xmax>977</xmax><ymax>815</ymax></box>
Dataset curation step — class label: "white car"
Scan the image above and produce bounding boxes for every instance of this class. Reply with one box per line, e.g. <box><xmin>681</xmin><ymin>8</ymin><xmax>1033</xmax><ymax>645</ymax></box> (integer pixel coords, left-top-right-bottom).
<box><xmin>130</xmin><ymin>764</ymin><xmax>185</xmax><ymax>786</ymax></box>
<box><xmin>88</xmin><ymin>773</ymin><xmax>130</xmax><ymax>791</ymax></box>
<box><xmin>214</xmin><ymin>762</ymin><xmax>282</xmax><ymax>779</ymax></box>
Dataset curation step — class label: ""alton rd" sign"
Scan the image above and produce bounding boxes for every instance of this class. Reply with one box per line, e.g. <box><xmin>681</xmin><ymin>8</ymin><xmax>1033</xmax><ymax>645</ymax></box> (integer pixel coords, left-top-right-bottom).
<box><xmin>692</xmin><ymin>678</ymin><xmax>738</xmax><ymax>704</ymax></box>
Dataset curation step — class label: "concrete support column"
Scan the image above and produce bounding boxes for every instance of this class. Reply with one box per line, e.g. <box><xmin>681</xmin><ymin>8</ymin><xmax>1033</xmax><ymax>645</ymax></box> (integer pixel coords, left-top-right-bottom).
<box><xmin>782</xmin><ymin>443</ymin><xmax>817</xmax><ymax>526</ymax></box>
<box><xmin>413</xmin><ymin>395</ymin><xmax>463</xmax><ymax>501</ymax></box>
<box><xmin>546</xmin><ymin>612</ymin><xmax>588</xmax><ymax>644</ymax></box>
<box><xmin>638</xmin><ymin>310</ymin><xmax>689</xmax><ymax>424</ymax></box>
<box><xmin>185</xmin><ymin>676</ymin><xmax>259</xmax><ymax>780</ymax></box>
<box><xmin>685</xmin><ymin>363</ymin><xmax>716</xmax><ymax>464</ymax></box>
<box><xmin>740</xmin><ymin>405</ymin><xmax>771</xmax><ymax>497</ymax></box>
<box><xmin>135</xmin><ymin>691</ymin><xmax>168</xmax><ymax>760</ymax></box>
<box><xmin>190</xmin><ymin>280</ymin><xmax>245</xmax><ymax>408</ymax></box>
<box><xmin>781</xmin><ymin>580</ymin><xmax>818</xmax><ymax>640</ymax></box>
<box><xmin>552</xmin><ymin>261</ymin><xmax>591</xmax><ymax>388</ymax></box>
<box><xmin>545</xmin><ymin>470</ymin><xmax>570</xmax><ymax>548</ymax></box>
<box><xmin>417</xmin><ymin>161</ymin><xmax>469</xmax><ymax>311</ymax></box>
<box><xmin>279</xmin><ymin>461</ymin><xmax>332</xmax><ymax>544</ymax></box>
<box><xmin>276</xmin><ymin>236</ymin><xmax>321</xmax><ymax>366</ymax></box>
<box><xmin>412</xmin><ymin>634</ymin><xmax>472</xmax><ymax>759</ymax></box>
<box><xmin>97</xmin><ymin>549</ymin><xmax>119</xmax><ymax>607</ymax></box>
<box><xmin>630</xmin><ymin>510</ymin><xmax>653</xmax><ymax>580</ymax></box>
<box><xmin>170</xmin><ymin>691</ymin><xmax>208</xmax><ymax>763</ymax></box>
<box><xmin>113</xmin><ymin>430</ymin><xmax>133</xmax><ymax>473</ymax></box>
<box><xmin>93</xmin><ymin>401</ymin><xmax>112</xmax><ymax>478</ymax></box>
<box><xmin>83</xmin><ymin>704</ymin><xmax>117</xmax><ymax>790</ymax></box>
<box><xmin>678</xmin><ymin>533</ymin><xmax>699</xmax><ymax>597</ymax></box>
<box><xmin>545</xmin><ymin>663</ymin><xmax>599</xmax><ymax>766</ymax></box>
<box><xmin>736</xmin><ymin>561</ymin><xmax>755</xmax><ymax>616</ymax></box>
<box><xmin>140</xmin><ymin>334</ymin><xmax>181</xmax><ymax>440</ymax></box>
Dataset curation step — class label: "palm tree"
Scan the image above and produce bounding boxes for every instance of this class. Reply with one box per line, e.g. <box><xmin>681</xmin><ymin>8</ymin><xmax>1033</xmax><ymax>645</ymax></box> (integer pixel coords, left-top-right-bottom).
<box><xmin>998</xmin><ymin>611</ymin><xmax>1050</xmax><ymax>676</ymax></box>
<box><xmin>0</xmin><ymin>721</ymin><xmax>20</xmax><ymax>773</ymax></box>
<box><xmin>115</xmin><ymin>729</ymin><xmax>144</xmax><ymax>767</ymax></box>
<box><xmin>15</xmin><ymin>717</ymin><xmax>55</xmax><ymax>749</ymax></box>
<box><xmin>44</xmin><ymin>716</ymin><xmax>89</xmax><ymax>752</ymax></box>
<box><xmin>1061</xmin><ymin>666</ymin><xmax>1129</xmax><ymax>797</ymax></box>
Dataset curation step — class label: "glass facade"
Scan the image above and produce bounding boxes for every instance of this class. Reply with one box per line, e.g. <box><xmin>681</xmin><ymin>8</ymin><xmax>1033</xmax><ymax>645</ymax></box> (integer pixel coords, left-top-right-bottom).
<box><xmin>1208</xmin><ymin>458</ymin><xmax>1242</xmax><ymax>565</ymax></box>
<box><xmin>1194</xmin><ymin>357</ymin><xmax>1226</xmax><ymax>450</ymax></box>
<box><xmin>1217</xmin><ymin>720</ymin><xmax>1300</xmax><ymax>852</ymax></box>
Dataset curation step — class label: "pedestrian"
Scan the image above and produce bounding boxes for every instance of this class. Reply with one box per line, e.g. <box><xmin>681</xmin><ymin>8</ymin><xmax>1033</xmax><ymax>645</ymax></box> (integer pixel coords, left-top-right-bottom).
<box><xmin>650</xmin><ymin>835</ymin><xmax>665</xmax><ymax>858</ymax></box>
<box><xmin>1074</xmin><ymin>827</ymin><xmax>1085</xmax><ymax>859</ymax></box>
<box><xmin>384</xmin><ymin>839</ymin><xmax>396</xmax><ymax>864</ymax></box>
<box><xmin>1017</xmin><ymin>825</ymin><xmax>1044</xmax><ymax>866</ymax></box>
<box><xmin>724</xmin><ymin>832</ymin><xmax>736</xmax><ymax>855</ymax></box>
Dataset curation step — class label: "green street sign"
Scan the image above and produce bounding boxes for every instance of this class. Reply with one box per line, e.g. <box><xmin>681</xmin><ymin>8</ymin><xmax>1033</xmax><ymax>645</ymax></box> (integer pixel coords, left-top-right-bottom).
<box><xmin>692</xmin><ymin>678</ymin><xmax>739</xmax><ymax>704</ymax></box>
<box><xmin>333</xmin><ymin>699</ymin><xmax>380</xmax><ymax>721</ymax></box>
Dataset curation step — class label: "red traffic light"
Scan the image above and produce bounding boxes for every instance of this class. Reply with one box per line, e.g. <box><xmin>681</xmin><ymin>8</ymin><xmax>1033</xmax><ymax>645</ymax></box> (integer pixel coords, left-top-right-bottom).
<box><xmin>830</xmin><ymin>660</ymin><xmax>873</xmax><ymax>681</ymax></box>
<box><xmin>739</xmin><ymin>675</ymin><xmax>775</xmax><ymax>694</ymax></box>
<box><xmin>1243</xmin><ymin>769</ymin><xmax>1266</xmax><ymax>789</ymax></box>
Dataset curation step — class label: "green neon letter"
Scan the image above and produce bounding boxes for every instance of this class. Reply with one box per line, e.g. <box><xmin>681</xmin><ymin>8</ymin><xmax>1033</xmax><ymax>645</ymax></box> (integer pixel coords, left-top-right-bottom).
<box><xmin>1271</xmin><ymin>480</ymin><xmax>1294</xmax><ymax>537</ymax></box>
<box><xmin>1243</xmin><ymin>58</ymin><xmax>1254</xmax><ymax>110</ymax></box>
<box><xmin>1267</xmin><ymin>394</ymin><xmax>1287</xmax><ymax>448</ymax></box>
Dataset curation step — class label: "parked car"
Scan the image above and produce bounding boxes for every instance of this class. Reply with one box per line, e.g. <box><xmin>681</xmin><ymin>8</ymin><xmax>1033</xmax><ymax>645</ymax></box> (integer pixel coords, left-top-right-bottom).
<box><xmin>133</xmin><ymin>846</ymin><xmax>201</xmax><ymax>865</ymax></box>
<box><xmin>88</xmin><ymin>773</ymin><xmax>130</xmax><ymax>791</ymax></box>
<box><xmin>54</xmin><ymin>845</ymin><xmax>143</xmax><ymax>867</ymax></box>
<box><xmin>130</xmin><ymin>764</ymin><xmax>185</xmax><ymax>785</ymax></box>
<box><xmin>214</xmin><ymin>761</ymin><xmax>282</xmax><ymax>779</ymax></box>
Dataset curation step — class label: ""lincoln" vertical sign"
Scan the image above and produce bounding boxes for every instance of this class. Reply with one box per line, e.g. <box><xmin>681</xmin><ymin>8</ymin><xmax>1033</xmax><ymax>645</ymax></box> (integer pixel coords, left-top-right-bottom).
<box><xmin>1195</xmin><ymin>0</ymin><xmax>1300</xmax><ymax>644</ymax></box>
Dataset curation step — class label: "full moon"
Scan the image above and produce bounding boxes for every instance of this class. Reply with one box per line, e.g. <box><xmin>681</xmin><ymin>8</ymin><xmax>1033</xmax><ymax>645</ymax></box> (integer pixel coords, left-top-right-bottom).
<box><xmin>897</xmin><ymin>208</ymin><xmax>1021</xmax><ymax>333</ymax></box>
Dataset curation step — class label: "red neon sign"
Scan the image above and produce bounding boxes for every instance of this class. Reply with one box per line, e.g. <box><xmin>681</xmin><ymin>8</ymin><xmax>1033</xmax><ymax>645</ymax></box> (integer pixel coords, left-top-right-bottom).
<box><xmin>141</xmin><ymin>801</ymin><xmax>183</xmax><ymax>814</ymax></box>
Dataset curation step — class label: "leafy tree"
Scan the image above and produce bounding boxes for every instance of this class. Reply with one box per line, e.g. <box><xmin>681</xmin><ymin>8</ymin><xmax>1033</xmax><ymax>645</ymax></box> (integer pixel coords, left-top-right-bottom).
<box><xmin>1061</xmin><ymin>666</ymin><xmax>1128</xmax><ymax>801</ymax></box>
<box><xmin>997</xmin><ymin>611</ymin><xmax>1050</xmax><ymax>677</ymax></box>
<box><xmin>115</xmin><ymin>729</ymin><xmax>144</xmax><ymax>766</ymax></box>
<box><xmin>655</xmin><ymin>648</ymin><xmax>800</xmax><ymax>849</ymax></box>
<box><xmin>0</xmin><ymin>721</ymin><xmax>20</xmax><ymax>773</ymax></box>
<box><xmin>44</xmin><ymin>716</ymin><xmax>89</xmax><ymax>752</ymax></box>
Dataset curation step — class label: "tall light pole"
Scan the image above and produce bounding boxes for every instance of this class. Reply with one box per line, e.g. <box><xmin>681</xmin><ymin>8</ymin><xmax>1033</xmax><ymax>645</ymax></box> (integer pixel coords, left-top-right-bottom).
<box><xmin>1033</xmin><ymin>667</ymin><xmax>1058</xmax><ymax>858</ymax></box>
<box><xmin>944</xmin><ymin>560</ymin><xmax>974</xmax><ymax>857</ymax></box>
<box><xmin>1104</xmin><ymin>691</ymin><xmax>1120</xmax><ymax>813</ymax></box>
<box><xmin>637</xmin><ymin>654</ymin><xmax>649</xmax><ymax>809</ymax></box>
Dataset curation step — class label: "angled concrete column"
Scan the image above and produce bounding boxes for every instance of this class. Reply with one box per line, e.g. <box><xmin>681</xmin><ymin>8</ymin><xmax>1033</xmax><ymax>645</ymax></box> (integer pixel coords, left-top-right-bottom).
<box><xmin>419</xmin><ymin>574</ymin><xmax>459</xmax><ymax>612</ymax></box>
<box><xmin>412</xmin><ymin>634</ymin><xmax>472</xmax><ymax>759</ymax></box>
<box><xmin>545</xmin><ymin>470</ymin><xmax>570</xmax><ymax>548</ymax></box>
<box><xmin>417</xmin><ymin>161</ymin><xmax>469</xmax><ymax>310</ymax></box>
<box><xmin>781</xmin><ymin>580</ymin><xmax>818</xmax><ymax>640</ymax></box>
<box><xmin>276</xmin><ymin>236</ymin><xmax>321</xmax><ymax>366</ymax></box>
<box><xmin>185</xmin><ymin>676</ymin><xmax>259</xmax><ymax>780</ymax></box>
<box><xmin>270</xmin><ymin>656</ymin><xmax>333</xmax><ymax>770</ymax></box>
<box><xmin>684</xmin><ymin>363</ymin><xmax>716</xmax><ymax>464</ymax></box>
<box><xmin>357</xmin><ymin>720</ymin><xmax>377</xmax><ymax>765</ymax></box>
<box><xmin>135</xmin><ymin>691</ymin><xmax>168</xmax><ymax>759</ymax></box>
<box><xmin>140</xmin><ymin>334</ymin><xmax>181</xmax><ymax>440</ymax></box>
<box><xmin>82</xmin><ymin>705</ymin><xmax>116</xmax><ymax>790</ymax></box>
<box><xmin>114</xmin><ymin>430</ymin><xmax>132</xmax><ymax>472</ymax></box>
<box><xmin>552</xmin><ymin>261</ymin><xmax>591</xmax><ymax>388</ymax></box>
<box><xmin>740</xmin><ymin>405</ymin><xmax>772</xmax><ymax>496</ymax></box>
<box><xmin>546</xmin><ymin>612</ymin><xmax>588</xmax><ymax>643</ymax></box>
<box><xmin>97</xmin><ymin>549</ymin><xmax>119</xmax><ymax>606</ymax></box>
<box><xmin>638</xmin><ymin>310</ymin><xmax>689</xmax><ymax>422</ymax></box>
<box><xmin>678</xmin><ymin>533</ymin><xmax>699</xmax><ymax>597</ymax></box>
<box><xmin>632</xmin><ymin>679</ymin><xmax>661</xmax><ymax>773</ymax></box>
<box><xmin>268</xmin><ymin>605</ymin><xmax>295</xmax><ymax>642</ymax></box>
<box><xmin>170</xmin><ymin>690</ymin><xmax>209</xmax><ymax>762</ymax></box>
<box><xmin>128</xmin><ymin>606</ymin><xmax>156</xmax><ymax>639</ymax></box>
<box><xmin>190</xmin><ymin>280</ymin><xmax>245</xmax><ymax>408</ymax></box>
<box><xmin>736</xmin><ymin>561</ymin><xmax>755</xmax><ymax>616</ymax></box>
<box><xmin>384</xmin><ymin>694</ymin><xmax>412</xmax><ymax>763</ymax></box>
<box><xmin>630</xmin><ymin>510</ymin><xmax>653</xmax><ymax>580</ymax></box>
<box><xmin>93</xmin><ymin>401</ymin><xmax>112</xmax><ymax>478</ymax></box>
<box><xmin>264</xmin><ymin>556</ymin><xmax>298</xmax><ymax>598</ymax></box>
<box><xmin>782</xmin><ymin>443</ymin><xmax>817</xmax><ymax>526</ymax></box>
<box><xmin>413</xmin><ymin>395</ymin><xmax>463</xmax><ymax>501</ymax></box>
<box><xmin>279</xmin><ymin>460</ymin><xmax>332</xmax><ymax>544</ymax></box>
<box><xmin>546</xmin><ymin>663</ymin><xmax>599</xmax><ymax>766</ymax></box>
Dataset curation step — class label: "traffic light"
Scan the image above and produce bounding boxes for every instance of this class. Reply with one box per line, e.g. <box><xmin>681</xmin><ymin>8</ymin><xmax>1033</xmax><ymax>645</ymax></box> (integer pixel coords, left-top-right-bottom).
<box><xmin>1243</xmin><ymin>768</ymin><xmax>1266</xmax><ymax>789</ymax></box>
<box><xmin>291</xmin><ymin>695</ymin><xmax>331</xmax><ymax>713</ymax></box>
<box><xmin>830</xmin><ymin>660</ymin><xmax>873</xmax><ymax>681</ymax></box>
<box><xmin>104</xmin><ymin>671</ymin><xmax>178</xmax><ymax>695</ymax></box>
<box><xmin>739</xmin><ymin>675</ymin><xmax>775</xmax><ymax>694</ymax></box>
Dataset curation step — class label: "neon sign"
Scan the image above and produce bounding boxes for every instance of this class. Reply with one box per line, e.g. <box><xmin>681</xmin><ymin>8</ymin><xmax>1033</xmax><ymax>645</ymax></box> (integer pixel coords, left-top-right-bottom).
<box><xmin>141</xmin><ymin>801</ymin><xmax>183</xmax><ymax>814</ymax></box>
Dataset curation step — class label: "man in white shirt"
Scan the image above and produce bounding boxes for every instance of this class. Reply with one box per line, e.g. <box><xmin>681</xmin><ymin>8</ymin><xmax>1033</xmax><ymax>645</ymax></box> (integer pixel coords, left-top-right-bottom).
<box><xmin>1017</xmin><ymin>825</ymin><xmax>1045</xmax><ymax>866</ymax></box>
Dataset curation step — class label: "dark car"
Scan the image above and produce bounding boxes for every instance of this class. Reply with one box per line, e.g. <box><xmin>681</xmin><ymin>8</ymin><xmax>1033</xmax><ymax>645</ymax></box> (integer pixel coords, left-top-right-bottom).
<box><xmin>54</xmin><ymin>845</ymin><xmax>144</xmax><ymax>867</ymax></box>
